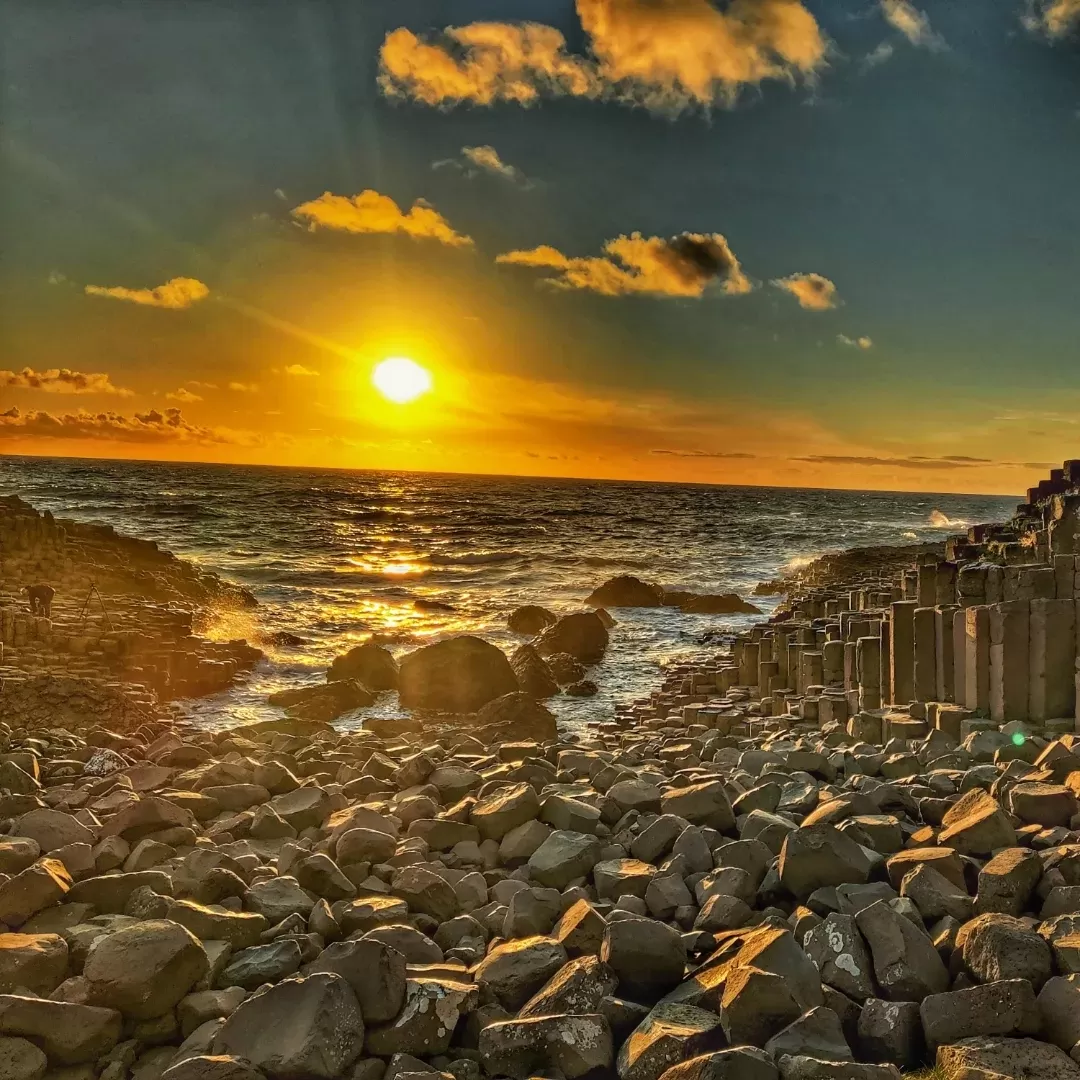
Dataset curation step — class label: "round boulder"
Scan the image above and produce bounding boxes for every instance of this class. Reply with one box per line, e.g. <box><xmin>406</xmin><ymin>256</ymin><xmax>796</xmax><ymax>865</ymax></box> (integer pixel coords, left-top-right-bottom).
<box><xmin>536</xmin><ymin>613</ymin><xmax>609</xmax><ymax>664</ymax></box>
<box><xmin>585</xmin><ymin>576</ymin><xmax>663</xmax><ymax>608</ymax></box>
<box><xmin>398</xmin><ymin>635</ymin><xmax>518</xmax><ymax>713</ymax></box>
<box><xmin>327</xmin><ymin>643</ymin><xmax>399</xmax><ymax>690</ymax></box>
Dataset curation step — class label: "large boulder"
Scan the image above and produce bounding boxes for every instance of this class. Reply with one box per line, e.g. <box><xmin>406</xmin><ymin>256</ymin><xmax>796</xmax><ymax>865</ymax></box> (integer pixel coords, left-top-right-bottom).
<box><xmin>0</xmin><ymin>996</ymin><xmax>122</xmax><ymax>1064</ymax></box>
<box><xmin>536</xmin><ymin>613</ymin><xmax>609</xmax><ymax>663</ymax></box>
<box><xmin>326</xmin><ymin>643</ymin><xmax>399</xmax><ymax>689</ymax></box>
<box><xmin>476</xmin><ymin>693</ymin><xmax>558</xmax><ymax>741</ymax></box>
<box><xmin>510</xmin><ymin>645</ymin><xmax>560</xmax><ymax>699</ymax></box>
<box><xmin>508</xmin><ymin>606</ymin><xmax>557</xmax><ymax>635</ymax></box>
<box><xmin>601</xmin><ymin>916</ymin><xmax>686</xmax><ymax>1002</ymax></box>
<box><xmin>585</xmin><ymin>576</ymin><xmax>664</xmax><ymax>608</ymax></box>
<box><xmin>935</xmin><ymin>1036</ymin><xmax>1080</xmax><ymax>1080</ymax></box>
<box><xmin>937</xmin><ymin>789</ymin><xmax>1016</xmax><ymax>856</ymax></box>
<box><xmin>398</xmin><ymin>636</ymin><xmax>518</xmax><ymax>712</ymax></box>
<box><xmin>855</xmin><ymin>900</ymin><xmax>948</xmax><ymax>1002</ymax></box>
<box><xmin>212</xmin><ymin>973</ymin><xmax>365</xmax><ymax>1079</ymax></box>
<box><xmin>83</xmin><ymin>920</ymin><xmax>208</xmax><ymax>1019</ymax></box>
<box><xmin>779</xmin><ymin>825</ymin><xmax>873</xmax><ymax>900</ymax></box>
<box><xmin>267</xmin><ymin>680</ymin><xmax>374</xmax><ymax>722</ymax></box>
<box><xmin>661</xmin><ymin>590</ymin><xmax>763</xmax><ymax>615</ymax></box>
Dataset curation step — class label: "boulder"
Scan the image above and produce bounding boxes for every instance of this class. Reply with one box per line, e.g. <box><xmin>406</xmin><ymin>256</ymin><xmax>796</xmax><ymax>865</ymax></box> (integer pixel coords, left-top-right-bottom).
<box><xmin>507</xmin><ymin>606</ymin><xmax>557</xmax><ymax>635</ymax></box>
<box><xmin>364</xmin><ymin>976</ymin><xmax>476</xmax><ymax>1056</ymax></box>
<box><xmin>661</xmin><ymin>781</ymin><xmax>735</xmax><ymax>831</ymax></box>
<box><xmin>935</xmin><ymin>1036</ymin><xmax>1080</xmax><ymax>1080</ymax></box>
<box><xmin>803</xmin><ymin>914</ymin><xmax>874</xmax><ymax>1001</ymax></box>
<box><xmin>327</xmin><ymin>643</ymin><xmax>399</xmax><ymax>689</ymax></box>
<box><xmin>719</xmin><ymin>965</ymin><xmax>802</xmax><ymax>1047</ymax></box>
<box><xmin>480</xmin><ymin>1013</ymin><xmax>613</xmax><ymax>1079</ymax></box>
<box><xmin>0</xmin><ymin>1036</ymin><xmax>46</xmax><ymax>1080</ymax></box>
<box><xmin>854</xmin><ymin>900</ymin><xmax>948</xmax><ymax>1002</ymax></box>
<box><xmin>0</xmin><ymin>859</ymin><xmax>72</xmax><ymax>927</ymax></box>
<box><xmin>212</xmin><ymin>973</ymin><xmax>365</xmax><ymax>1080</ymax></box>
<box><xmin>585</xmin><ymin>576</ymin><xmax>663</xmax><ymax>608</ymax></box>
<box><xmin>471</xmin><ymin>783</ymin><xmax>542</xmax><ymax>841</ymax></box>
<box><xmin>0</xmin><ymin>995</ymin><xmax>122</xmax><ymax>1064</ymax></box>
<box><xmin>657</xmin><ymin>1049</ymin><xmax>779</xmax><ymax>1080</ymax></box>
<box><xmin>959</xmin><ymin>913</ymin><xmax>1053</xmax><ymax>988</ymax></box>
<box><xmin>509</xmin><ymin>645</ymin><xmax>560</xmax><ymax>699</ymax></box>
<box><xmin>919</xmin><ymin>979</ymin><xmax>1040</xmax><ymax>1050</ymax></box>
<box><xmin>528</xmin><ymin>831</ymin><xmax>603</xmax><ymax>890</ymax></box>
<box><xmin>1036</xmin><ymin>975</ymin><xmax>1080</xmax><ymax>1050</ymax></box>
<box><xmin>601</xmin><ymin>916</ymin><xmax>686</xmax><ymax>1002</ymax></box>
<box><xmin>267</xmin><ymin>680</ymin><xmax>374</xmax><ymax>722</ymax></box>
<box><xmin>937</xmin><ymin>789</ymin><xmax>1016</xmax><ymax>856</ymax></box>
<box><xmin>536</xmin><ymin>613</ymin><xmax>609</xmax><ymax>663</ymax></box>
<box><xmin>976</xmin><ymin>848</ymin><xmax>1042</xmax><ymax>916</ymax></box>
<box><xmin>219</xmin><ymin>941</ymin><xmax>303</xmax><ymax>989</ymax></box>
<box><xmin>518</xmin><ymin>955</ymin><xmax>618</xmax><ymax>1019</ymax></box>
<box><xmin>616</xmin><ymin>1003</ymin><xmax>726</xmax><ymax>1080</ymax></box>
<box><xmin>83</xmin><ymin>919</ymin><xmax>208</xmax><ymax>1019</ymax></box>
<box><xmin>764</xmin><ymin>1007</ymin><xmax>851</xmax><ymax>1063</ymax></box>
<box><xmin>15</xmin><ymin>810</ymin><xmax>94</xmax><ymax>852</ymax></box>
<box><xmin>664</xmin><ymin>591</ymin><xmax>762</xmax><ymax>615</ymax></box>
<box><xmin>160</xmin><ymin>1056</ymin><xmax>266</xmax><ymax>1080</ymax></box>
<box><xmin>303</xmin><ymin>939</ymin><xmax>406</xmax><ymax>1022</ymax></box>
<box><xmin>475</xmin><ymin>693</ymin><xmax>557</xmax><ymax>741</ymax></box>
<box><xmin>779</xmin><ymin>825</ymin><xmax>873</xmax><ymax>900</ymax></box>
<box><xmin>475</xmin><ymin>937</ymin><xmax>568</xmax><ymax>1010</ymax></box>
<box><xmin>0</xmin><ymin>933</ymin><xmax>69</xmax><ymax>995</ymax></box>
<box><xmin>398</xmin><ymin>636</ymin><xmax>518</xmax><ymax>713</ymax></box>
<box><xmin>391</xmin><ymin>866</ymin><xmax>460</xmax><ymax>922</ymax></box>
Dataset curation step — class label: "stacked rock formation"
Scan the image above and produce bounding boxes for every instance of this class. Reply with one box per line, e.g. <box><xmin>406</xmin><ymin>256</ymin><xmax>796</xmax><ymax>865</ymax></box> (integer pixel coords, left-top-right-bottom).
<box><xmin>0</xmin><ymin>497</ymin><xmax>261</xmax><ymax>703</ymax></box>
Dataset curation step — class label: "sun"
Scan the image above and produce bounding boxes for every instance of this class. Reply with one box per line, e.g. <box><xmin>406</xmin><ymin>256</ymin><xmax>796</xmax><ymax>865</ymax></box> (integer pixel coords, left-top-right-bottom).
<box><xmin>372</xmin><ymin>357</ymin><xmax>433</xmax><ymax>404</ymax></box>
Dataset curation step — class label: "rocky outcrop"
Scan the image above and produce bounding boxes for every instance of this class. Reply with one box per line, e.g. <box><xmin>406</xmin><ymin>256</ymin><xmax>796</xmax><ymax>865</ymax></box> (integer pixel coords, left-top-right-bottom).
<box><xmin>536</xmin><ymin>613</ymin><xmax>609</xmax><ymax>663</ymax></box>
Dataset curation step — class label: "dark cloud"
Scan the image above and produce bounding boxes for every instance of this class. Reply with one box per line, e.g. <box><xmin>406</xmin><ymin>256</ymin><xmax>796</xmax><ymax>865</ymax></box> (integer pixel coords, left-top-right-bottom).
<box><xmin>793</xmin><ymin>454</ymin><xmax>992</xmax><ymax>469</ymax></box>
<box><xmin>0</xmin><ymin>406</ymin><xmax>246</xmax><ymax>444</ymax></box>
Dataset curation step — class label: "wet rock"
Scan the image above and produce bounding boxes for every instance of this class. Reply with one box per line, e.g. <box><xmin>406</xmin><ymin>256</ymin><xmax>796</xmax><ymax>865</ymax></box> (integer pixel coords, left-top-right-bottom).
<box><xmin>268</xmin><ymin>680</ymin><xmax>374</xmax><ymax>722</ymax></box>
<box><xmin>509</xmin><ymin>645</ymin><xmax>560</xmax><ymax>699</ymax></box>
<box><xmin>327</xmin><ymin>643</ymin><xmax>399</xmax><ymax>689</ymax></box>
<box><xmin>212</xmin><ymin>973</ymin><xmax>365</xmax><ymax>1080</ymax></box>
<box><xmin>507</xmin><ymin>605</ymin><xmax>557</xmax><ymax>636</ymax></box>
<box><xmin>586</xmin><ymin>576</ymin><xmax>664</xmax><ymax>609</ymax></box>
<box><xmin>536</xmin><ymin>612</ymin><xmax>609</xmax><ymax>663</ymax></box>
<box><xmin>398</xmin><ymin>636</ymin><xmax>518</xmax><ymax>713</ymax></box>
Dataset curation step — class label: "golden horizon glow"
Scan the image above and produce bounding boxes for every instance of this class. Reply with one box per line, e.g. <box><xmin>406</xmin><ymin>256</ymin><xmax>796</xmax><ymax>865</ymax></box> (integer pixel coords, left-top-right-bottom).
<box><xmin>372</xmin><ymin>357</ymin><xmax>433</xmax><ymax>404</ymax></box>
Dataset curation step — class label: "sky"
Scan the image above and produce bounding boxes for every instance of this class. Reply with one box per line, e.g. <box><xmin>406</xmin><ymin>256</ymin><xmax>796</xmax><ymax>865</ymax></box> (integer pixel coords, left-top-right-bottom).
<box><xmin>1</xmin><ymin>0</ymin><xmax>1079</xmax><ymax>494</ymax></box>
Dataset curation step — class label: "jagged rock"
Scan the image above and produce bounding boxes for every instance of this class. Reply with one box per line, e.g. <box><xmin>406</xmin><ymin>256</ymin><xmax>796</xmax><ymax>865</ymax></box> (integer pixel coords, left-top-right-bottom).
<box><xmin>553</xmin><ymin>898</ymin><xmax>607</xmax><ymax>957</ymax></box>
<box><xmin>764</xmin><ymin>1007</ymin><xmax>851</xmax><ymax>1063</ymax></box>
<box><xmin>804</xmin><ymin>914</ymin><xmax>874</xmax><ymax>1001</ymax></box>
<box><xmin>719</xmin><ymin>965</ymin><xmax>802</xmax><ymax>1047</ymax></box>
<box><xmin>398</xmin><ymin>636</ymin><xmax>518</xmax><ymax>713</ymax></box>
<box><xmin>855</xmin><ymin>900</ymin><xmax>948</xmax><ymax>1002</ymax></box>
<box><xmin>975</xmin><ymin>848</ymin><xmax>1042</xmax><ymax>916</ymax></box>
<box><xmin>519</xmin><ymin>955</ymin><xmax>618</xmax><ymax>1019</ymax></box>
<box><xmin>855</xmin><ymin>999</ymin><xmax>923</xmax><ymax>1070</ymax></box>
<box><xmin>509</xmin><ymin>645</ymin><xmax>559</xmax><ymax>699</ymax></box>
<box><xmin>212</xmin><ymin>973</ymin><xmax>365</xmax><ymax>1079</ymax></box>
<box><xmin>958</xmin><ymin>913</ymin><xmax>1053</xmax><ymax>988</ymax></box>
<box><xmin>327</xmin><ymin>643</ymin><xmax>399</xmax><ymax>689</ymax></box>
<box><xmin>364</xmin><ymin>977</ymin><xmax>477</xmax><ymax>1056</ymax></box>
<box><xmin>616</xmin><ymin>1003</ymin><xmax>726</xmax><ymax>1080</ymax></box>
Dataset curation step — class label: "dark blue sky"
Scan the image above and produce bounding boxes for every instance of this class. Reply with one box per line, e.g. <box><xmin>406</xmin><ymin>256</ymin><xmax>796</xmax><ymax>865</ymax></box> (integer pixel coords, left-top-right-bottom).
<box><xmin>1</xmin><ymin>0</ymin><xmax>1078</xmax><ymax>491</ymax></box>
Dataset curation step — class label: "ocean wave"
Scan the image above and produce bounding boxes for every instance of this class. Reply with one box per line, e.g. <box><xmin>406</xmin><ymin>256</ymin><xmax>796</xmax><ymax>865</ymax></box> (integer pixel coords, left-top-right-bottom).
<box><xmin>428</xmin><ymin>550</ymin><xmax>526</xmax><ymax>566</ymax></box>
<box><xmin>929</xmin><ymin>509</ymin><xmax>968</xmax><ymax>529</ymax></box>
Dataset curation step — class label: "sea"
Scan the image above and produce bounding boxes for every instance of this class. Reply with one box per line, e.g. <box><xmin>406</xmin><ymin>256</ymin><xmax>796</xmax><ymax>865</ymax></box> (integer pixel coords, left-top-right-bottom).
<box><xmin>0</xmin><ymin>455</ymin><xmax>1019</xmax><ymax>730</ymax></box>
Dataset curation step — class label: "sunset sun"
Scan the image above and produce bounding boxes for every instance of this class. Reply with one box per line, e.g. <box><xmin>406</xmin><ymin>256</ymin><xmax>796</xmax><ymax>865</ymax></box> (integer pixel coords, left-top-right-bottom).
<box><xmin>372</xmin><ymin>357</ymin><xmax>432</xmax><ymax>404</ymax></box>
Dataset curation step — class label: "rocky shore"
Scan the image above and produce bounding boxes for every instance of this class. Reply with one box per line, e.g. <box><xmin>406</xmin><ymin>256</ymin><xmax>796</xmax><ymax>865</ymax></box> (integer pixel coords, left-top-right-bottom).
<box><xmin>7</xmin><ymin>463</ymin><xmax>1080</xmax><ymax>1080</ymax></box>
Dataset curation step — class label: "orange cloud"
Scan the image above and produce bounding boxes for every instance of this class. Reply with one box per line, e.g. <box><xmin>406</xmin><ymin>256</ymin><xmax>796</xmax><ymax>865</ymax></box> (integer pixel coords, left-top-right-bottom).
<box><xmin>291</xmin><ymin>189</ymin><xmax>473</xmax><ymax>247</ymax></box>
<box><xmin>379</xmin><ymin>0</ymin><xmax>826</xmax><ymax>113</ymax></box>
<box><xmin>283</xmin><ymin>364</ymin><xmax>319</xmax><ymax>377</ymax></box>
<box><xmin>84</xmin><ymin>277</ymin><xmax>209</xmax><ymax>309</ymax></box>
<box><xmin>1031</xmin><ymin>0</ymin><xmax>1080</xmax><ymax>35</ymax></box>
<box><xmin>379</xmin><ymin>23</ymin><xmax>598</xmax><ymax>107</ymax></box>
<box><xmin>0</xmin><ymin>406</ymin><xmax>245</xmax><ymax>444</ymax></box>
<box><xmin>773</xmin><ymin>271</ymin><xmax>838</xmax><ymax>310</ymax></box>
<box><xmin>0</xmin><ymin>367</ymin><xmax>132</xmax><ymax>396</ymax></box>
<box><xmin>165</xmin><ymin>387</ymin><xmax>202</xmax><ymax>403</ymax></box>
<box><xmin>497</xmin><ymin>232</ymin><xmax>752</xmax><ymax>298</ymax></box>
<box><xmin>880</xmin><ymin>0</ymin><xmax>943</xmax><ymax>48</ymax></box>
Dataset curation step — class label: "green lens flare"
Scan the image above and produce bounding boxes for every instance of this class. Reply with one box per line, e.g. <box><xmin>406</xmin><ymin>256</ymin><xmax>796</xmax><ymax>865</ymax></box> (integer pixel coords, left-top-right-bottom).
<box><xmin>1011</xmin><ymin>732</ymin><xmax>1026</xmax><ymax>746</ymax></box>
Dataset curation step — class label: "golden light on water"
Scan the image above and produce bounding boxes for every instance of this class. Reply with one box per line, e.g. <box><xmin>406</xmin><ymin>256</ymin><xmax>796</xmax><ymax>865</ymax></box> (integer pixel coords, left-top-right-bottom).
<box><xmin>372</xmin><ymin>357</ymin><xmax>433</xmax><ymax>404</ymax></box>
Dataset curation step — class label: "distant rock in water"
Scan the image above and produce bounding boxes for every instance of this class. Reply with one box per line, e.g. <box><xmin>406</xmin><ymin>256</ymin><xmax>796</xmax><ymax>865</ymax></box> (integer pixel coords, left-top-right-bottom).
<box><xmin>662</xmin><ymin>590</ymin><xmax>762</xmax><ymax>615</ymax></box>
<box><xmin>546</xmin><ymin>651</ymin><xmax>587</xmax><ymax>686</ymax></box>
<box><xmin>476</xmin><ymin>691</ymin><xmax>557</xmax><ymax>741</ymax></box>
<box><xmin>262</xmin><ymin>631</ymin><xmax>309</xmax><ymax>647</ymax></box>
<box><xmin>398</xmin><ymin>635</ymin><xmax>519</xmax><ymax>713</ymax></box>
<box><xmin>564</xmin><ymin>679</ymin><xmax>598</xmax><ymax>697</ymax></box>
<box><xmin>585</xmin><ymin>575</ymin><xmax>664</xmax><ymax>608</ymax></box>
<box><xmin>268</xmin><ymin>679</ymin><xmax>374</xmax><ymax>722</ymax></box>
<box><xmin>413</xmin><ymin>597</ymin><xmax>455</xmax><ymax>613</ymax></box>
<box><xmin>507</xmin><ymin>605</ymin><xmax>557</xmax><ymax>635</ymax></box>
<box><xmin>585</xmin><ymin>574</ymin><xmax>759</xmax><ymax>615</ymax></box>
<box><xmin>536</xmin><ymin>612</ymin><xmax>609</xmax><ymax>663</ymax></box>
<box><xmin>510</xmin><ymin>643</ymin><xmax>560</xmax><ymax>699</ymax></box>
<box><xmin>327</xmin><ymin>642</ymin><xmax>399</xmax><ymax>690</ymax></box>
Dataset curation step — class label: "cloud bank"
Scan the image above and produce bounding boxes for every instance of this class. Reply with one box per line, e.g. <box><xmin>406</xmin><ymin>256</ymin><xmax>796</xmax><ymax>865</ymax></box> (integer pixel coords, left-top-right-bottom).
<box><xmin>379</xmin><ymin>0</ymin><xmax>827</xmax><ymax>114</ymax></box>
<box><xmin>0</xmin><ymin>406</ymin><xmax>240</xmax><ymax>444</ymax></box>
<box><xmin>0</xmin><ymin>367</ymin><xmax>133</xmax><ymax>396</ymax></box>
<box><xmin>497</xmin><ymin>232</ymin><xmax>752</xmax><ymax>298</ymax></box>
<box><xmin>291</xmin><ymin>190</ymin><xmax>473</xmax><ymax>247</ymax></box>
<box><xmin>84</xmin><ymin>277</ymin><xmax>209</xmax><ymax>309</ymax></box>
